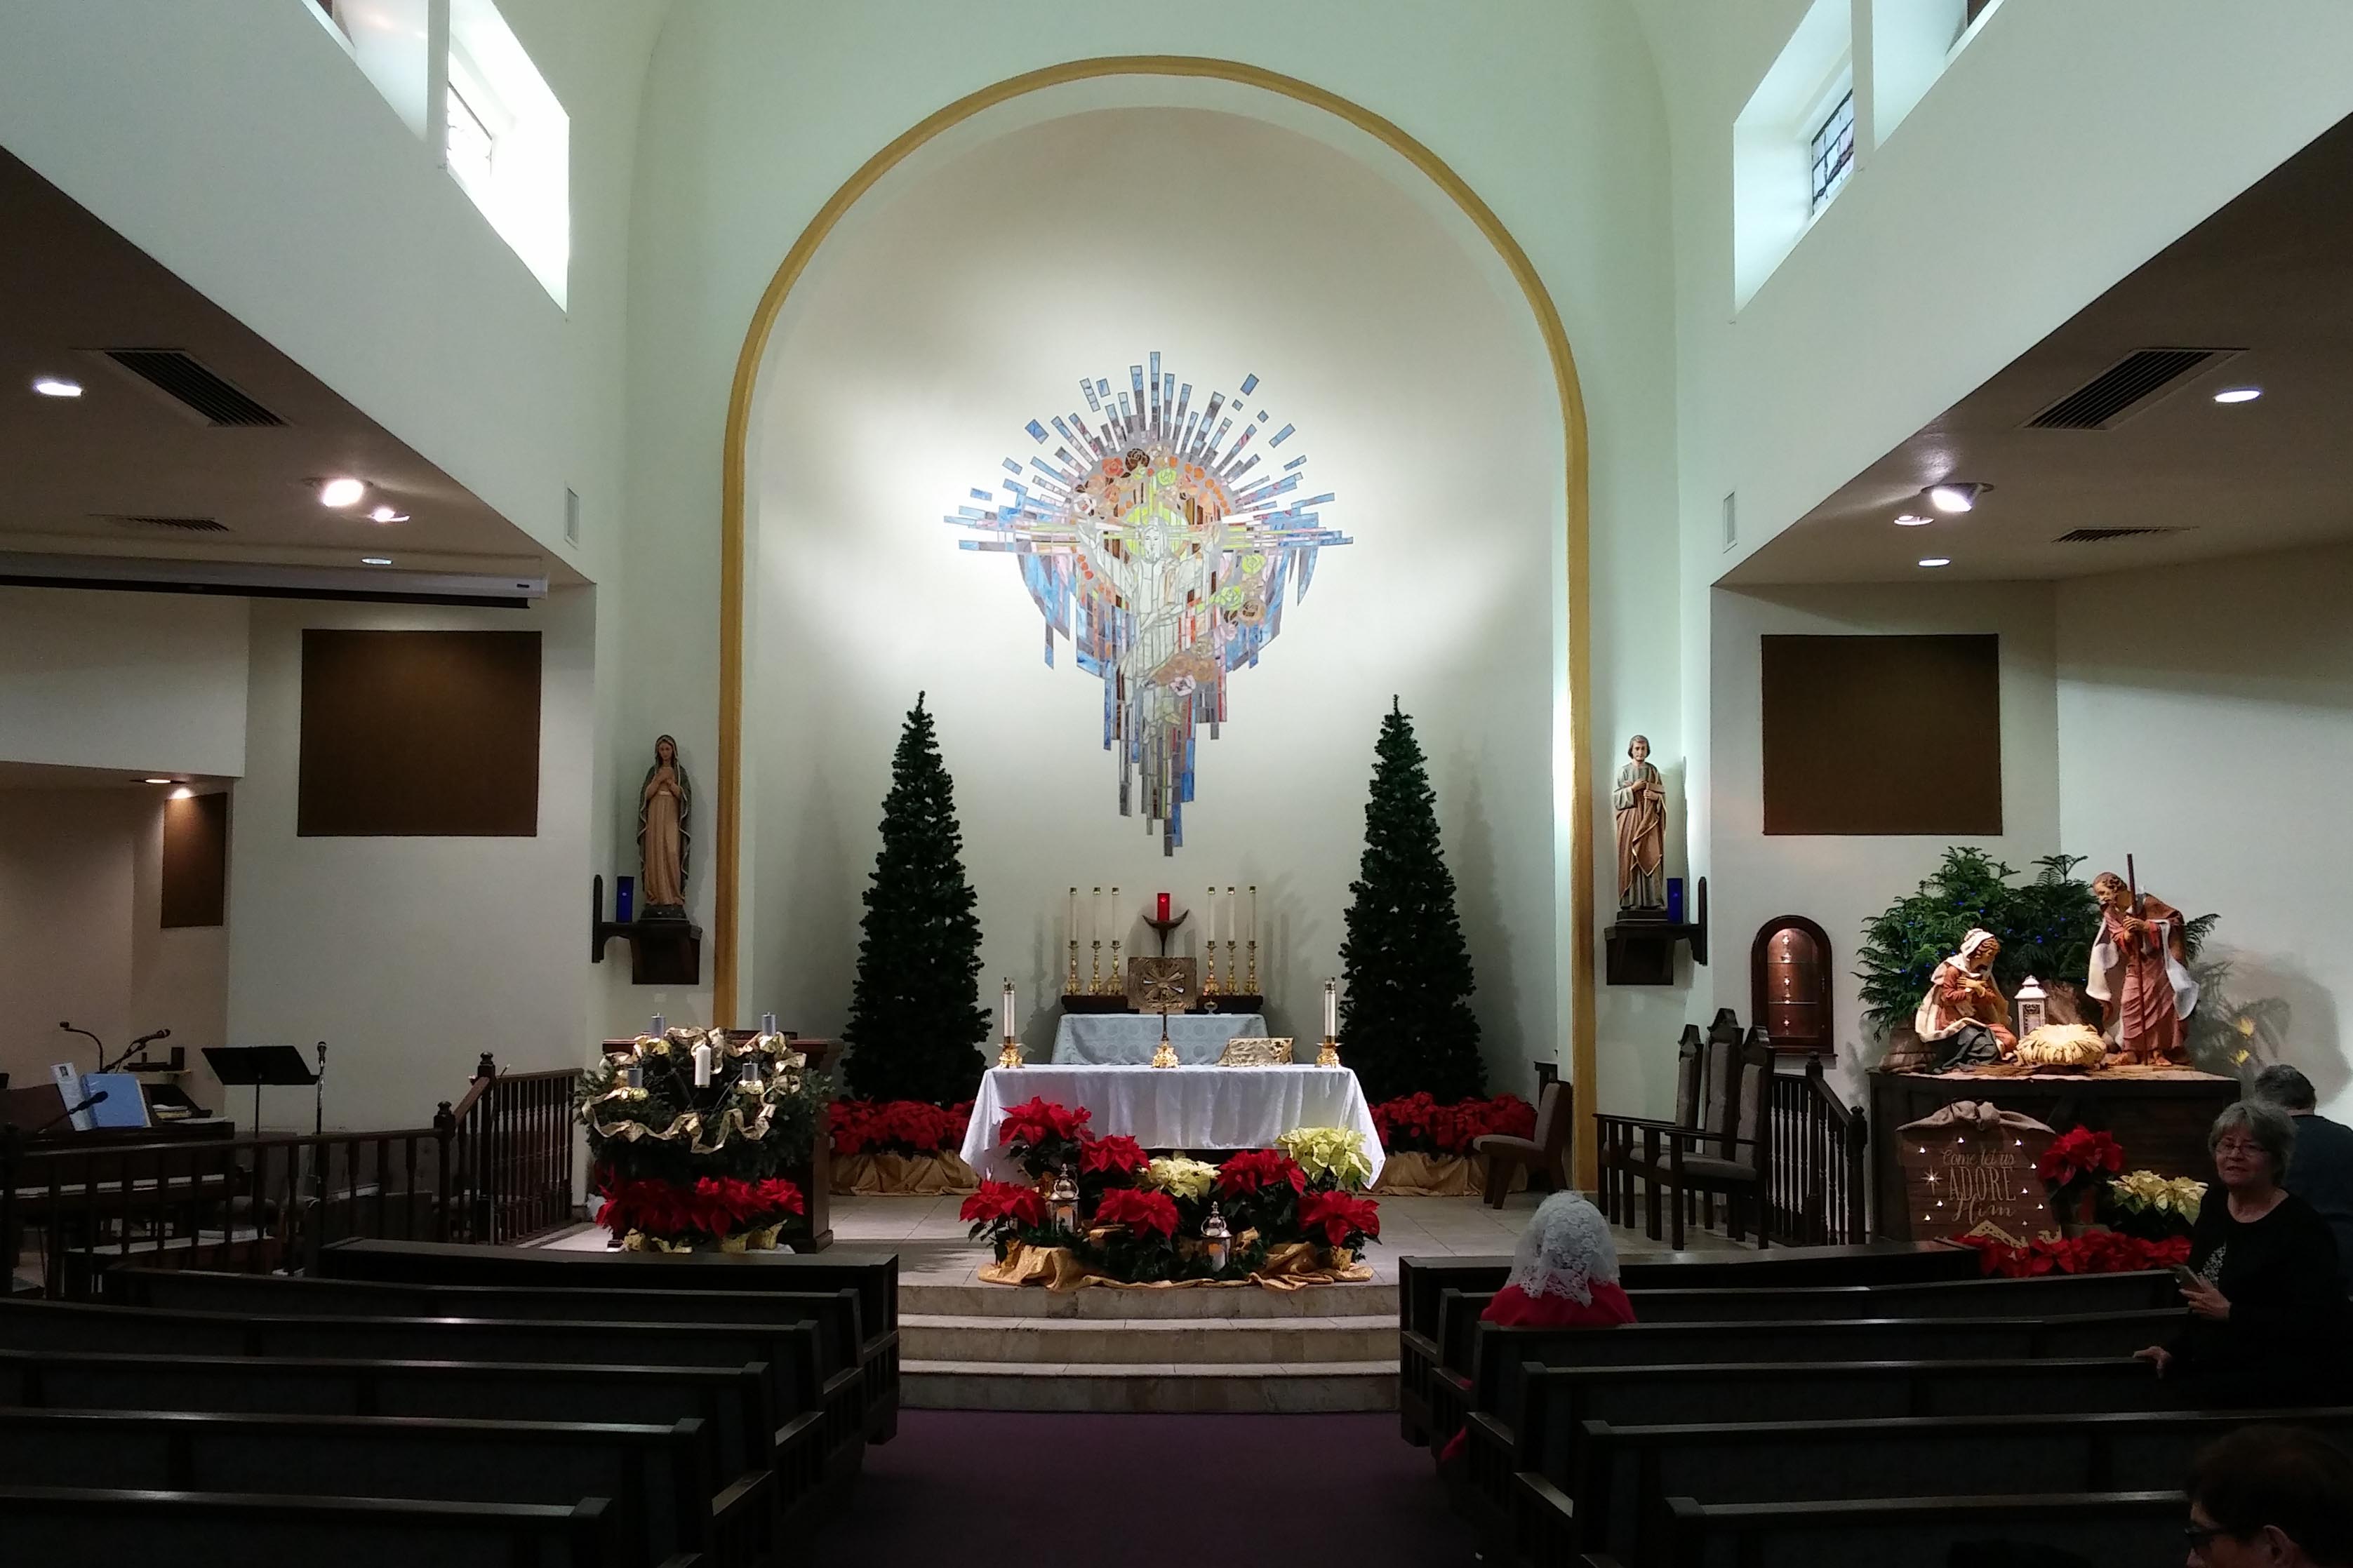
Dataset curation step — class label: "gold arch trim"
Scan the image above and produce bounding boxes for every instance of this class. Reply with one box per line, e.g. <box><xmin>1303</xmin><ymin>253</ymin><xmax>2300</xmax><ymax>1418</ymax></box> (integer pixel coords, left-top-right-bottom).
<box><xmin>716</xmin><ymin>55</ymin><xmax>1597</xmax><ymax>1184</ymax></box>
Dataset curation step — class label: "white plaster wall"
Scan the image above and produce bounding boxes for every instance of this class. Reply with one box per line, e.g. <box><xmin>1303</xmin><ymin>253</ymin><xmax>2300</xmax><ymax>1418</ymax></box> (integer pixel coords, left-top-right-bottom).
<box><xmin>0</xmin><ymin>587</ymin><xmax>248</xmax><ymax>778</ymax></box>
<box><xmin>0</xmin><ymin>0</ymin><xmax>663</xmax><ymax>584</ymax></box>
<box><xmin>225</xmin><ymin>588</ymin><xmax>596</xmax><ymax>1130</ymax></box>
<box><xmin>621</xmin><ymin>3</ymin><xmax>1682</xmax><ymax>1112</ymax></box>
<box><xmin>0</xmin><ymin>787</ymin><xmax>227</xmax><ymax>1106</ymax></box>
<box><xmin>745</xmin><ymin>107</ymin><xmax>1557</xmax><ymax>1094</ymax></box>
<box><xmin>2057</xmin><ymin>544</ymin><xmax>2353</xmax><ymax>1121</ymax></box>
<box><xmin>1708</xmin><ymin>581</ymin><xmax>2060</xmax><ymax>1111</ymax></box>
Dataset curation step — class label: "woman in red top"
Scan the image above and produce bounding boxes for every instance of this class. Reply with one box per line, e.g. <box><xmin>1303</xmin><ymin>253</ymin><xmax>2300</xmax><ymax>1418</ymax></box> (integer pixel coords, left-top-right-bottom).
<box><xmin>1441</xmin><ymin>1192</ymin><xmax>1635</xmax><ymax>1461</ymax></box>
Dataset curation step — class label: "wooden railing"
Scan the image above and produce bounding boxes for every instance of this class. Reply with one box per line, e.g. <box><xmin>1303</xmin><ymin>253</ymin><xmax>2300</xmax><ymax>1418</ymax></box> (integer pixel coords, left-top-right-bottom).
<box><xmin>441</xmin><ymin>1053</ymin><xmax>580</xmax><ymax>1245</ymax></box>
<box><xmin>2</xmin><ymin>1124</ymin><xmax>453</xmax><ymax>1298</ymax></box>
<box><xmin>4</xmin><ymin>1054</ymin><xmax>585</xmax><ymax>1298</ymax></box>
<box><xmin>1764</xmin><ymin>1053</ymin><xmax>1869</xmax><ymax>1247</ymax></box>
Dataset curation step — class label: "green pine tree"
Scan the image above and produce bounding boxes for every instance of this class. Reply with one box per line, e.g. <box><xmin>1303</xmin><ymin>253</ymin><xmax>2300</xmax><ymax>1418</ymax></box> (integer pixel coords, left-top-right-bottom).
<box><xmin>841</xmin><ymin>695</ymin><xmax>989</xmax><ymax>1105</ymax></box>
<box><xmin>1338</xmin><ymin>699</ymin><xmax>1486</xmax><ymax>1103</ymax></box>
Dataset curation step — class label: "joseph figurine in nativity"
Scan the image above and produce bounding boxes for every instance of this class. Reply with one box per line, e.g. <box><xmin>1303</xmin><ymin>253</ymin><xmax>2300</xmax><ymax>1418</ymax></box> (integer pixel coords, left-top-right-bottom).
<box><xmin>2087</xmin><ymin>871</ymin><xmax>2199</xmax><ymax>1065</ymax></box>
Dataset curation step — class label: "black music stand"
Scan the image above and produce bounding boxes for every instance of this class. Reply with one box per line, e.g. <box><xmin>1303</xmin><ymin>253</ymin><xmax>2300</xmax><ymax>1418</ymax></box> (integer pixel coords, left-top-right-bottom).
<box><xmin>203</xmin><ymin>1046</ymin><xmax>318</xmax><ymax>1137</ymax></box>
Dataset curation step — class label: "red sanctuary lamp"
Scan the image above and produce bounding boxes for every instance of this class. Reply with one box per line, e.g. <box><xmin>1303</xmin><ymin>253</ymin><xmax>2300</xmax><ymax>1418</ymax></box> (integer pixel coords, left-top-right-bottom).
<box><xmin>1156</xmin><ymin>891</ymin><xmax>1171</xmax><ymax>922</ymax></box>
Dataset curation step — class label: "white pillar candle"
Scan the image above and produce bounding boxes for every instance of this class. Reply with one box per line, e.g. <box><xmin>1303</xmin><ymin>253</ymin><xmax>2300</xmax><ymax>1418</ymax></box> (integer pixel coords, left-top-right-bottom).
<box><xmin>691</xmin><ymin>1038</ymin><xmax>713</xmax><ymax>1087</ymax></box>
<box><xmin>1323</xmin><ymin>979</ymin><xmax>1338</xmax><ymax>1040</ymax></box>
<box><xmin>1000</xmin><ymin>979</ymin><xmax>1016</xmax><ymax>1038</ymax></box>
<box><xmin>1068</xmin><ymin>886</ymin><xmax>1077</xmax><ymax>947</ymax></box>
<box><xmin>1248</xmin><ymin>885</ymin><xmax>1258</xmax><ymax>946</ymax></box>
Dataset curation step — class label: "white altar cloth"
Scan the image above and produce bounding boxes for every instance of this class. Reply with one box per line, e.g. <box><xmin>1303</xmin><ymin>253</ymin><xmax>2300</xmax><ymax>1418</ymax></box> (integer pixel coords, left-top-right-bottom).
<box><xmin>960</xmin><ymin>1064</ymin><xmax>1386</xmax><ymax>1185</ymax></box>
<box><xmin>1049</xmin><ymin>1012</ymin><xmax>1269</xmax><ymax>1066</ymax></box>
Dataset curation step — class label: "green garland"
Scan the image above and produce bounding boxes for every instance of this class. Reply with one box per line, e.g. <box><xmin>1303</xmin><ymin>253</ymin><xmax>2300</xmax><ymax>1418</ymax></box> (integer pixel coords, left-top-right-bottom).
<box><xmin>578</xmin><ymin>1026</ymin><xmax>833</xmax><ymax>1186</ymax></box>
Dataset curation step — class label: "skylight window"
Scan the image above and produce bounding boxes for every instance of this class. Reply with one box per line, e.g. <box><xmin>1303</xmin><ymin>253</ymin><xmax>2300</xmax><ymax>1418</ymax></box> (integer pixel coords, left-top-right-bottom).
<box><xmin>1809</xmin><ymin>88</ymin><xmax>1855</xmax><ymax>214</ymax></box>
<box><xmin>444</xmin><ymin>0</ymin><xmax>568</xmax><ymax>309</ymax></box>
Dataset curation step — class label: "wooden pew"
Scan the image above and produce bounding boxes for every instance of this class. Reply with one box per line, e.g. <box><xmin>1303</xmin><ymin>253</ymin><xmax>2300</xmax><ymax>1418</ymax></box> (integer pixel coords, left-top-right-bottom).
<box><xmin>0</xmin><ymin>1298</ymin><xmax>834</xmax><ymax>1522</ymax></box>
<box><xmin>1579</xmin><ymin>1405</ymin><xmax>2353</xmax><ymax>1568</ymax></box>
<box><xmin>0</xmin><ymin>1406</ymin><xmax>716</xmax><ymax>1568</ymax></box>
<box><xmin>0</xmin><ymin>1484</ymin><xmax>632</xmax><ymax>1568</ymax></box>
<box><xmin>109</xmin><ymin>1266</ymin><xmax>870</xmax><ymax>1481</ymax></box>
<box><xmin>1470</xmin><ymin>1307</ymin><xmax>2179</xmax><ymax>1447</ymax></box>
<box><xmin>1482</xmin><ymin>1355</ymin><xmax>2180</xmax><ymax>1564</ymax></box>
<box><xmin>0</xmin><ymin>1346</ymin><xmax>775</xmax><ymax>1562</ymax></box>
<box><xmin>1398</xmin><ymin>1244</ymin><xmax>1977</xmax><ymax>1444</ymax></box>
<box><xmin>1622</xmin><ymin>1488</ymin><xmax>2187</xmax><ymax>1568</ymax></box>
<box><xmin>1425</xmin><ymin>1268</ymin><xmax>2178</xmax><ymax>1441</ymax></box>
<box><xmin>318</xmin><ymin>1238</ymin><xmax>902</xmax><ymax>1442</ymax></box>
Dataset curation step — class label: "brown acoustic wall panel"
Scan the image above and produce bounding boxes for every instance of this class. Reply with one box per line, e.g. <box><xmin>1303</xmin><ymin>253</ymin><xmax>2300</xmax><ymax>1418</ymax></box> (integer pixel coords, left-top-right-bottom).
<box><xmin>298</xmin><ymin>629</ymin><xmax>540</xmax><ymax>836</ymax></box>
<box><xmin>1761</xmin><ymin>633</ymin><xmax>2001</xmax><ymax>836</ymax></box>
<box><xmin>161</xmin><ymin>790</ymin><xmax>228</xmax><ymax>927</ymax></box>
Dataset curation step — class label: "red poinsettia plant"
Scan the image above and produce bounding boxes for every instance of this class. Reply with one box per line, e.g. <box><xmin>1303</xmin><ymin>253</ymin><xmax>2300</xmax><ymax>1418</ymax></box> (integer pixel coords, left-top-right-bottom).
<box><xmin>2037</xmin><ymin>1127</ymin><xmax>2126</xmax><ymax>1190</ymax></box>
<box><xmin>1093</xmin><ymin>1186</ymin><xmax>1181</xmax><ymax>1242</ymax></box>
<box><xmin>1957</xmin><ymin>1230</ymin><xmax>2189</xmax><ymax>1278</ymax></box>
<box><xmin>829</xmin><ymin>1099</ymin><xmax>972</xmax><ymax>1158</ymax></box>
<box><xmin>596</xmin><ymin>1175</ymin><xmax>804</xmax><ymax>1246</ymax></box>
<box><xmin>1076</xmin><ymin>1133</ymin><xmax>1149</xmax><ymax>1188</ymax></box>
<box><xmin>1213</xmin><ymin>1146</ymin><xmax>1308</xmax><ymax>1236</ymax></box>
<box><xmin>1370</xmin><ymin>1092</ymin><xmax>1537</xmax><ymax>1155</ymax></box>
<box><xmin>997</xmin><ymin>1097</ymin><xmax>1093</xmax><ymax>1180</ymax></box>
<box><xmin>1298</xmin><ymin>1188</ymin><xmax>1382</xmax><ymax>1252</ymax></box>
<box><xmin>959</xmin><ymin>1179</ymin><xmax>1048</xmax><ymax>1251</ymax></box>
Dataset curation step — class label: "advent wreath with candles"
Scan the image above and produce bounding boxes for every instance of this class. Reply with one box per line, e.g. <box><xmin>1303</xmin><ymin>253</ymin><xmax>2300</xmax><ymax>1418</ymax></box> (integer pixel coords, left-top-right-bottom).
<box><xmin>578</xmin><ymin>1019</ymin><xmax>833</xmax><ymax>1251</ymax></box>
<box><xmin>961</xmin><ymin>1096</ymin><xmax>1382</xmax><ymax>1290</ymax></box>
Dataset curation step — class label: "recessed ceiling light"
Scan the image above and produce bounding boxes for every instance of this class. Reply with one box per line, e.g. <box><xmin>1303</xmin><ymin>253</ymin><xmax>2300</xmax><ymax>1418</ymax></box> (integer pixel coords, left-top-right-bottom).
<box><xmin>1894</xmin><ymin>514</ymin><xmax>1933</xmax><ymax>528</ymax></box>
<box><xmin>32</xmin><ymin>376</ymin><xmax>82</xmax><ymax>398</ymax></box>
<box><xmin>142</xmin><ymin>777</ymin><xmax>173</xmax><ymax>784</ymax></box>
<box><xmin>1918</xmin><ymin>556</ymin><xmax>1952</xmax><ymax>568</ymax></box>
<box><xmin>2212</xmin><ymin>387</ymin><xmax>2262</xmax><ymax>404</ymax></box>
<box><xmin>368</xmin><ymin>504</ymin><xmax>409</xmax><ymax>523</ymax></box>
<box><xmin>361</xmin><ymin>556</ymin><xmax>393</xmax><ymax>566</ymax></box>
<box><xmin>1925</xmin><ymin>483</ymin><xmax>1984</xmax><ymax>514</ymax></box>
<box><xmin>319</xmin><ymin>477</ymin><xmax>366</xmax><ymax>508</ymax></box>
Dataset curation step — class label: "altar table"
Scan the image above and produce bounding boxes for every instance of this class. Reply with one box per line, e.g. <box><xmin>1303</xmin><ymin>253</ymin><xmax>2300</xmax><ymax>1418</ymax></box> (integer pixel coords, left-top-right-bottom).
<box><xmin>1049</xmin><ymin>1012</ymin><xmax>1270</xmax><ymax>1066</ymax></box>
<box><xmin>961</xmin><ymin>1064</ymin><xmax>1386</xmax><ymax>1185</ymax></box>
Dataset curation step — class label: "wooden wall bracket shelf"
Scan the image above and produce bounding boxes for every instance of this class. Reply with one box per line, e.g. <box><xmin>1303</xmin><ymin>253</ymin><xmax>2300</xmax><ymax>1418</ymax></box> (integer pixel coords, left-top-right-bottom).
<box><xmin>592</xmin><ymin>875</ymin><xmax>702</xmax><ymax>986</ymax></box>
<box><xmin>1604</xmin><ymin>874</ymin><xmax>1708</xmax><ymax>986</ymax></box>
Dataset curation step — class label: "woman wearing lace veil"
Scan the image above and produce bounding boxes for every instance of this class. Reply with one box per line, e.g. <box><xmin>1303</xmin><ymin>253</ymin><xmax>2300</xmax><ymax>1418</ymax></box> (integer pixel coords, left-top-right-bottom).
<box><xmin>1442</xmin><ymin>1193</ymin><xmax>1636</xmax><ymax>1461</ymax></box>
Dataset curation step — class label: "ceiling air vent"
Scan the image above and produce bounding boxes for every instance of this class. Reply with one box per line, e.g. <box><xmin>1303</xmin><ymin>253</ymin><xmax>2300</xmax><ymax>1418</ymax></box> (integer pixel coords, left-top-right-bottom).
<box><xmin>103</xmin><ymin>514</ymin><xmax>230</xmax><ymax>532</ymax></box>
<box><xmin>2025</xmin><ymin>348</ymin><xmax>2234</xmax><ymax>430</ymax></box>
<box><xmin>2053</xmin><ymin>526</ymin><xmax>2187</xmax><ymax>544</ymax></box>
<box><xmin>100</xmin><ymin>349</ymin><xmax>284</xmax><ymax>427</ymax></box>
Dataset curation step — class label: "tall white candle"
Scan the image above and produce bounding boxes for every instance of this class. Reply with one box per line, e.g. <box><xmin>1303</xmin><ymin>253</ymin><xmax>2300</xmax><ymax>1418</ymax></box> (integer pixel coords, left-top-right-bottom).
<box><xmin>1206</xmin><ymin>885</ymin><xmax>1218</xmax><ymax>947</ymax></box>
<box><xmin>1067</xmin><ymin>886</ymin><xmax>1076</xmax><ymax>948</ymax></box>
<box><xmin>1248</xmin><ymin>885</ymin><xmax>1258</xmax><ymax>946</ymax></box>
<box><xmin>691</xmin><ymin>1038</ymin><xmax>714</xmax><ymax>1087</ymax></box>
<box><xmin>1000</xmin><ymin>979</ymin><xmax>1015</xmax><ymax>1038</ymax></box>
<box><xmin>1109</xmin><ymin>886</ymin><xmax>1120</xmax><ymax>944</ymax></box>
<box><xmin>1323</xmin><ymin>979</ymin><xmax>1338</xmax><ymax>1040</ymax></box>
<box><xmin>1091</xmin><ymin>885</ymin><xmax>1102</xmax><ymax>948</ymax></box>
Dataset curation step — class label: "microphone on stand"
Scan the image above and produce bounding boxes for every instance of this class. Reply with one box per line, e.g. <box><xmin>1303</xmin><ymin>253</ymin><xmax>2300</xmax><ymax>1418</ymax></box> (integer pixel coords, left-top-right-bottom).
<box><xmin>28</xmin><ymin>1089</ymin><xmax>107</xmax><ymax>1138</ymax></box>
<box><xmin>59</xmin><ymin>1021</ymin><xmax>105</xmax><ymax>1074</ymax></box>
<box><xmin>102</xmin><ymin>1027</ymin><xmax>171</xmax><ymax>1075</ymax></box>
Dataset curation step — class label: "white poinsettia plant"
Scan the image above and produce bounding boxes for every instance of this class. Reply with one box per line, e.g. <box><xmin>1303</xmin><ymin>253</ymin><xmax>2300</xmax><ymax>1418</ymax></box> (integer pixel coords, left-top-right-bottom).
<box><xmin>1143</xmin><ymin>1155</ymin><xmax>1219</xmax><ymax>1200</ymax></box>
<box><xmin>1277</xmin><ymin>1125</ymin><xmax>1374</xmax><ymax>1191</ymax></box>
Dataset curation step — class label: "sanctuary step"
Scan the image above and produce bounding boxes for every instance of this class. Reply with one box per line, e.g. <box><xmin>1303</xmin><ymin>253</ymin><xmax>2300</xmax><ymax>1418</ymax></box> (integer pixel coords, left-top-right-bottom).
<box><xmin>900</xmin><ymin>1275</ymin><xmax>1399</xmax><ymax>1413</ymax></box>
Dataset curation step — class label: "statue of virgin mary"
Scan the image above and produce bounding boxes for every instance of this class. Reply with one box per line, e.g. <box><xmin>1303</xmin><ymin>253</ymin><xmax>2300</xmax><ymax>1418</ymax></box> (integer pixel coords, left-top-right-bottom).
<box><xmin>638</xmin><ymin>734</ymin><xmax>691</xmax><ymax>918</ymax></box>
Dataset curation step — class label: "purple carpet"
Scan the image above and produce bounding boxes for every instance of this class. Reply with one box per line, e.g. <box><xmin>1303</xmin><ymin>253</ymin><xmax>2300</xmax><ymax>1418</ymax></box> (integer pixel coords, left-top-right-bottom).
<box><xmin>808</xmin><ymin>1411</ymin><xmax>1480</xmax><ymax>1567</ymax></box>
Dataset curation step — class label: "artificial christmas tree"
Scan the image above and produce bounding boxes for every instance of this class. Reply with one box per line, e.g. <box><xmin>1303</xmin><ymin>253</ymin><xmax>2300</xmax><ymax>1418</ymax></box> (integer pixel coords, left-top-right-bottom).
<box><xmin>1337</xmin><ymin>699</ymin><xmax>1486</xmax><ymax>1104</ymax></box>
<box><xmin>841</xmin><ymin>695</ymin><xmax>990</xmax><ymax>1105</ymax></box>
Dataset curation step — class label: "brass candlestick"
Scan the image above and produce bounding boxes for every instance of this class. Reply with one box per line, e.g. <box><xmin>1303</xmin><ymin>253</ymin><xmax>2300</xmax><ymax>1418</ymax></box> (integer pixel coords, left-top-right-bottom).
<box><xmin>1246</xmin><ymin>939</ymin><xmax>1259</xmax><ymax>996</ymax></box>
<box><xmin>1151</xmin><ymin>1005</ymin><xmax>1178</xmax><ymax>1069</ymax></box>
<box><xmin>1225</xmin><ymin>939</ymin><xmax>1237</xmax><ymax>994</ymax></box>
<box><xmin>1090</xmin><ymin>939</ymin><xmax>1102</xmax><ymax>994</ymax></box>
<box><xmin>1066</xmin><ymin>939</ymin><xmax>1081</xmax><ymax>996</ymax></box>
<box><xmin>1105</xmin><ymin>939</ymin><xmax>1123</xmax><ymax>994</ymax></box>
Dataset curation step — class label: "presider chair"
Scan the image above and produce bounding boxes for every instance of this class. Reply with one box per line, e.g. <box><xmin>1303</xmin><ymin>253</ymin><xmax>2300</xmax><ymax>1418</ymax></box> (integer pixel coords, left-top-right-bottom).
<box><xmin>1474</xmin><ymin>1078</ymin><xmax>1571</xmax><ymax>1208</ymax></box>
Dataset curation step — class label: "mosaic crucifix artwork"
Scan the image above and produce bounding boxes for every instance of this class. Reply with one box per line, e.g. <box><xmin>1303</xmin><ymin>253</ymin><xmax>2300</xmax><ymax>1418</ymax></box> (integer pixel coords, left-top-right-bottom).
<box><xmin>947</xmin><ymin>354</ymin><xmax>1349</xmax><ymax>853</ymax></box>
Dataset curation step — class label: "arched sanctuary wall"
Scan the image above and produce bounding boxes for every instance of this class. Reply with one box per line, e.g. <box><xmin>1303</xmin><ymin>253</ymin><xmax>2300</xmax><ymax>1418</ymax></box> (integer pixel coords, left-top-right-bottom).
<box><xmin>742</xmin><ymin>102</ymin><xmax>1557</xmax><ymax>1090</ymax></box>
<box><xmin>616</xmin><ymin>10</ymin><xmax>1685</xmax><ymax>1136</ymax></box>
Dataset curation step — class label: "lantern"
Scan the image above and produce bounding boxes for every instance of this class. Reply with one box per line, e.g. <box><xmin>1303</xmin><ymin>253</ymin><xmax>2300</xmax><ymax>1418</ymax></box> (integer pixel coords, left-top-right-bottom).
<box><xmin>2015</xmin><ymin>974</ymin><xmax>2048</xmax><ymax>1038</ymax></box>
<box><xmin>1201</xmin><ymin>1202</ymin><xmax>1233</xmax><ymax>1273</ymax></box>
<box><xmin>1048</xmin><ymin>1172</ymin><xmax>1081</xmax><ymax>1234</ymax></box>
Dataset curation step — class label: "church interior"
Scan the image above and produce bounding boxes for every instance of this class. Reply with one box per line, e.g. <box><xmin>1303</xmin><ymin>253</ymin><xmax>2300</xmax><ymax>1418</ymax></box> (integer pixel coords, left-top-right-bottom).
<box><xmin>5</xmin><ymin>3</ymin><xmax>2353</xmax><ymax>1564</ymax></box>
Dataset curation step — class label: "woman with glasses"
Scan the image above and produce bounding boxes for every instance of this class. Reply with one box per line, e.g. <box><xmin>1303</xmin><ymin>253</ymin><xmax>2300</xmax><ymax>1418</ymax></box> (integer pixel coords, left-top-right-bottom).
<box><xmin>2137</xmin><ymin>1099</ymin><xmax>2352</xmax><ymax>1408</ymax></box>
